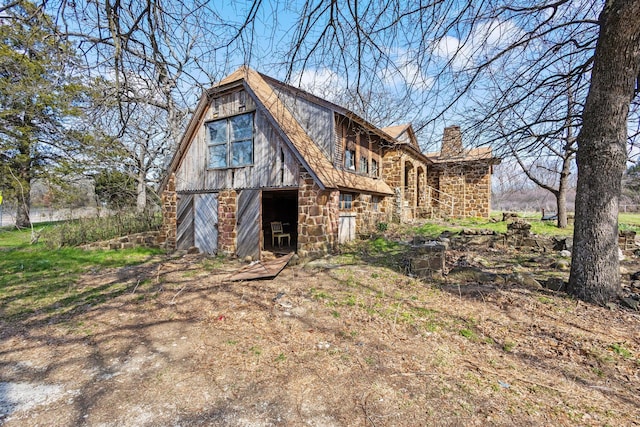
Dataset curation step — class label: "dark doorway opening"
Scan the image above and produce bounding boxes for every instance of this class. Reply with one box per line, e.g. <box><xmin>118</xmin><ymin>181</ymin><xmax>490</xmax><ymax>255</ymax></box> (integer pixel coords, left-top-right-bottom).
<box><xmin>262</xmin><ymin>189</ymin><xmax>298</xmax><ymax>254</ymax></box>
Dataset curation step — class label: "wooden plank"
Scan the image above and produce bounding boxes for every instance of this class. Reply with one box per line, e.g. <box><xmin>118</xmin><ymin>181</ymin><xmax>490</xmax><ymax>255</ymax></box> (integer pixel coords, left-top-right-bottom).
<box><xmin>338</xmin><ymin>214</ymin><xmax>356</xmax><ymax>244</ymax></box>
<box><xmin>226</xmin><ymin>252</ymin><xmax>294</xmax><ymax>282</ymax></box>
<box><xmin>176</xmin><ymin>194</ymin><xmax>194</xmax><ymax>250</ymax></box>
<box><xmin>194</xmin><ymin>193</ymin><xmax>218</xmax><ymax>255</ymax></box>
<box><xmin>236</xmin><ymin>189</ymin><xmax>261</xmax><ymax>259</ymax></box>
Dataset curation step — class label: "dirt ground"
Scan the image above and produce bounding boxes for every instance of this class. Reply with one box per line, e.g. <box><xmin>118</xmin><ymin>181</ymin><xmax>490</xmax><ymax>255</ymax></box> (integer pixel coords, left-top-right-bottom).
<box><xmin>1</xmin><ymin>239</ymin><xmax>639</xmax><ymax>426</ymax></box>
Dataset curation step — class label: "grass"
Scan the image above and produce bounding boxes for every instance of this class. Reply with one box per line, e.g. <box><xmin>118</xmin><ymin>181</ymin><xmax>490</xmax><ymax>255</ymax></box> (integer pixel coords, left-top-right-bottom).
<box><xmin>0</xmin><ymin>228</ymin><xmax>163</xmax><ymax>320</ymax></box>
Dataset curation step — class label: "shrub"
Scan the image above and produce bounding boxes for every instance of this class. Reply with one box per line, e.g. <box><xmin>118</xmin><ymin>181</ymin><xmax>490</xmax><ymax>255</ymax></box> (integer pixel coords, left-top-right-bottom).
<box><xmin>377</xmin><ymin>222</ymin><xmax>388</xmax><ymax>232</ymax></box>
<box><xmin>42</xmin><ymin>211</ymin><xmax>161</xmax><ymax>247</ymax></box>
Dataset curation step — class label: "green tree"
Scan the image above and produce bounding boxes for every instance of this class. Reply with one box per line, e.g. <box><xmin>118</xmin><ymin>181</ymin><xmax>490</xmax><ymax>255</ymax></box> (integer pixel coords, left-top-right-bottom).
<box><xmin>0</xmin><ymin>1</ymin><xmax>89</xmax><ymax>227</ymax></box>
<box><xmin>93</xmin><ymin>169</ymin><xmax>137</xmax><ymax>210</ymax></box>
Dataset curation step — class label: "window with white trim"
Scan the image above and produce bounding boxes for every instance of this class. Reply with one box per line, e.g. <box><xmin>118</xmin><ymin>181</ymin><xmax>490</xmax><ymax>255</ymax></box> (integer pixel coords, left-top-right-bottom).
<box><xmin>207</xmin><ymin>112</ymin><xmax>254</xmax><ymax>169</ymax></box>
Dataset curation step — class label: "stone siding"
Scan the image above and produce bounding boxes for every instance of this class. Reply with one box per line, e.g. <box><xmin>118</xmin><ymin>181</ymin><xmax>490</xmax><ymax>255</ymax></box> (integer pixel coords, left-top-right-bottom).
<box><xmin>440</xmin><ymin>125</ymin><xmax>463</xmax><ymax>158</ymax></box>
<box><xmin>438</xmin><ymin>163</ymin><xmax>491</xmax><ymax>218</ymax></box>
<box><xmin>218</xmin><ymin>189</ymin><xmax>237</xmax><ymax>255</ymax></box>
<box><xmin>353</xmin><ymin>194</ymin><xmax>393</xmax><ymax>235</ymax></box>
<box><xmin>297</xmin><ymin>168</ymin><xmax>339</xmax><ymax>257</ymax></box>
<box><xmin>158</xmin><ymin>173</ymin><xmax>177</xmax><ymax>250</ymax></box>
<box><xmin>382</xmin><ymin>149</ymin><xmax>431</xmax><ymax>222</ymax></box>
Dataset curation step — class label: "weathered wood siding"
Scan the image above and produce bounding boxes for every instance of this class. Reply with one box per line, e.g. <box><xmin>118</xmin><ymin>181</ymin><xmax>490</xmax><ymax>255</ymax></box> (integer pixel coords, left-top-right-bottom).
<box><xmin>194</xmin><ymin>193</ymin><xmax>219</xmax><ymax>255</ymax></box>
<box><xmin>236</xmin><ymin>189</ymin><xmax>261</xmax><ymax>260</ymax></box>
<box><xmin>175</xmin><ymin>88</ymin><xmax>299</xmax><ymax>192</ymax></box>
<box><xmin>271</xmin><ymin>86</ymin><xmax>334</xmax><ymax>160</ymax></box>
<box><xmin>176</xmin><ymin>194</ymin><xmax>194</xmax><ymax>250</ymax></box>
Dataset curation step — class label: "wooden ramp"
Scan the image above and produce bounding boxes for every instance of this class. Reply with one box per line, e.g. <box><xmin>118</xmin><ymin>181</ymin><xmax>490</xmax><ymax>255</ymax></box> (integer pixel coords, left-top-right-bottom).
<box><xmin>226</xmin><ymin>252</ymin><xmax>294</xmax><ymax>282</ymax></box>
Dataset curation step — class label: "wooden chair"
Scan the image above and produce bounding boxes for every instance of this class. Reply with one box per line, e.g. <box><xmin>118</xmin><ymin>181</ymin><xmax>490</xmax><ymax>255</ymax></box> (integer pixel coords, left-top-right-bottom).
<box><xmin>270</xmin><ymin>221</ymin><xmax>291</xmax><ymax>247</ymax></box>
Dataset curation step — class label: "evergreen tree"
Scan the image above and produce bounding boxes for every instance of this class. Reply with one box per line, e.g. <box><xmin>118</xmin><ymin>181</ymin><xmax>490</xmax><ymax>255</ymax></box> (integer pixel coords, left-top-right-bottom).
<box><xmin>0</xmin><ymin>1</ymin><xmax>89</xmax><ymax>227</ymax></box>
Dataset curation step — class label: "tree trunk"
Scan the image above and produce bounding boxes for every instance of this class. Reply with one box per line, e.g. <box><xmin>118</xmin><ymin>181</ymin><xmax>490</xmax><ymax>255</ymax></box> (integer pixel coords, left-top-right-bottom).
<box><xmin>556</xmin><ymin>155</ymin><xmax>572</xmax><ymax>229</ymax></box>
<box><xmin>15</xmin><ymin>183</ymin><xmax>31</xmax><ymax>228</ymax></box>
<box><xmin>556</xmin><ymin>188</ymin><xmax>567</xmax><ymax>229</ymax></box>
<box><xmin>568</xmin><ymin>0</ymin><xmax>640</xmax><ymax>304</ymax></box>
<box><xmin>136</xmin><ymin>176</ymin><xmax>146</xmax><ymax>214</ymax></box>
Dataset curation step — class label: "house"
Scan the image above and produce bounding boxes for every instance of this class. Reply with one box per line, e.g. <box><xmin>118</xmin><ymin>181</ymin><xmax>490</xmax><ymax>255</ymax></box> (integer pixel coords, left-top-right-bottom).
<box><xmin>158</xmin><ymin>66</ymin><xmax>499</xmax><ymax>259</ymax></box>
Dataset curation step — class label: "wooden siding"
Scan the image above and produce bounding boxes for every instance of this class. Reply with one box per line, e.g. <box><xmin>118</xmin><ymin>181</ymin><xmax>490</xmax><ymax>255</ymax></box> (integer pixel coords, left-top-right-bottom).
<box><xmin>194</xmin><ymin>193</ymin><xmax>219</xmax><ymax>255</ymax></box>
<box><xmin>176</xmin><ymin>194</ymin><xmax>194</xmax><ymax>250</ymax></box>
<box><xmin>338</xmin><ymin>214</ymin><xmax>356</xmax><ymax>243</ymax></box>
<box><xmin>236</xmin><ymin>189</ymin><xmax>261</xmax><ymax>260</ymax></box>
<box><xmin>175</xmin><ymin>91</ymin><xmax>300</xmax><ymax>192</ymax></box>
<box><xmin>271</xmin><ymin>86</ymin><xmax>334</xmax><ymax>160</ymax></box>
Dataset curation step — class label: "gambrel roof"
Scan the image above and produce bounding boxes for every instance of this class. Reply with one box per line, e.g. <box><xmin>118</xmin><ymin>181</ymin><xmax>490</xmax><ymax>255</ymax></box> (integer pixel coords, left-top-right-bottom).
<box><xmin>165</xmin><ymin>66</ymin><xmax>394</xmax><ymax>195</ymax></box>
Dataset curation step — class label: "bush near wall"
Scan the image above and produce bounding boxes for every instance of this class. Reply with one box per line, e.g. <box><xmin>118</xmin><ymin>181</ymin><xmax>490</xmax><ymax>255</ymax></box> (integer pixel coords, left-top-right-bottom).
<box><xmin>42</xmin><ymin>212</ymin><xmax>162</xmax><ymax>248</ymax></box>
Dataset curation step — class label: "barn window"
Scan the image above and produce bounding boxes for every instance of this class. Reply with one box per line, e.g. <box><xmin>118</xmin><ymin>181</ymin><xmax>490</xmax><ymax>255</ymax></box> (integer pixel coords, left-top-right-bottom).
<box><xmin>207</xmin><ymin>112</ymin><xmax>254</xmax><ymax>169</ymax></box>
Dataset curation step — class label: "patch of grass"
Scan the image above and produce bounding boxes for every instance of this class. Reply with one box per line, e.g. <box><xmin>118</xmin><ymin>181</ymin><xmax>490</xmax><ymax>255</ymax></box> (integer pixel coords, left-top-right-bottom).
<box><xmin>0</xmin><ymin>244</ymin><xmax>162</xmax><ymax>319</ymax></box>
<box><xmin>503</xmin><ymin>341</ymin><xmax>516</xmax><ymax>352</ymax></box>
<box><xmin>331</xmin><ymin>310</ymin><xmax>340</xmax><ymax>318</ymax></box>
<box><xmin>609</xmin><ymin>343</ymin><xmax>633</xmax><ymax>359</ymax></box>
<box><xmin>343</xmin><ymin>295</ymin><xmax>357</xmax><ymax>306</ymax></box>
<box><xmin>537</xmin><ymin>296</ymin><xmax>553</xmax><ymax>304</ymax></box>
<box><xmin>275</xmin><ymin>353</ymin><xmax>286</xmax><ymax>362</ymax></box>
<box><xmin>459</xmin><ymin>328</ymin><xmax>478</xmax><ymax>340</ymax></box>
<box><xmin>249</xmin><ymin>346</ymin><xmax>262</xmax><ymax>356</ymax></box>
<box><xmin>310</xmin><ymin>288</ymin><xmax>332</xmax><ymax>300</ymax></box>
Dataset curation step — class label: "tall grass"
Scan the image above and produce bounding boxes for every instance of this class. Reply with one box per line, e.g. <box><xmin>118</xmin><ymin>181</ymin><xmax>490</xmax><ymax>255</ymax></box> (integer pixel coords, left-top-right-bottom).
<box><xmin>42</xmin><ymin>212</ymin><xmax>162</xmax><ymax>247</ymax></box>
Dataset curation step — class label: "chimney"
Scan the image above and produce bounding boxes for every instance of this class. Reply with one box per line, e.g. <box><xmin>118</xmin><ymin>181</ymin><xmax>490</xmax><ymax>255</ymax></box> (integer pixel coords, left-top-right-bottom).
<box><xmin>441</xmin><ymin>125</ymin><xmax>463</xmax><ymax>158</ymax></box>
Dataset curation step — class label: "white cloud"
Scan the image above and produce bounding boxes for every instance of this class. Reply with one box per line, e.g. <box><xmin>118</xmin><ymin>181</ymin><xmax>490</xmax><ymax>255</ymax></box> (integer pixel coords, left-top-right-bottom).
<box><xmin>290</xmin><ymin>67</ymin><xmax>347</xmax><ymax>102</ymax></box>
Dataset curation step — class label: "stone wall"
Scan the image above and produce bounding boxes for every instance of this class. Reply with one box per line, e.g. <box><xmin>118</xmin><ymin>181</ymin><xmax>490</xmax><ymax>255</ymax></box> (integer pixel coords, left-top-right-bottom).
<box><xmin>158</xmin><ymin>173</ymin><xmax>177</xmax><ymax>250</ymax></box>
<box><xmin>382</xmin><ymin>149</ymin><xmax>431</xmax><ymax>222</ymax></box>
<box><xmin>218</xmin><ymin>189</ymin><xmax>237</xmax><ymax>255</ymax></box>
<box><xmin>353</xmin><ymin>194</ymin><xmax>393</xmax><ymax>234</ymax></box>
<box><xmin>297</xmin><ymin>169</ymin><xmax>339</xmax><ymax>257</ymax></box>
<box><xmin>81</xmin><ymin>231</ymin><xmax>161</xmax><ymax>250</ymax></box>
<box><xmin>437</xmin><ymin>162</ymin><xmax>492</xmax><ymax>218</ymax></box>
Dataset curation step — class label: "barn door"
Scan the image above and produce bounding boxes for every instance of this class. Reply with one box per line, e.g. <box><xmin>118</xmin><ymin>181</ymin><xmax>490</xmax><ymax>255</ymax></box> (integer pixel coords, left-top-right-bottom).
<box><xmin>176</xmin><ymin>194</ymin><xmax>194</xmax><ymax>250</ymax></box>
<box><xmin>236</xmin><ymin>189</ymin><xmax>261</xmax><ymax>260</ymax></box>
<box><xmin>338</xmin><ymin>213</ymin><xmax>356</xmax><ymax>244</ymax></box>
<box><xmin>194</xmin><ymin>193</ymin><xmax>219</xmax><ymax>255</ymax></box>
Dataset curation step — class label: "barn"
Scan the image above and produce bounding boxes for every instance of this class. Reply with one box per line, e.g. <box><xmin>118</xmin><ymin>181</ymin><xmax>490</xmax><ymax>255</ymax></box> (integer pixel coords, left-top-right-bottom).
<box><xmin>158</xmin><ymin>67</ymin><xmax>498</xmax><ymax>258</ymax></box>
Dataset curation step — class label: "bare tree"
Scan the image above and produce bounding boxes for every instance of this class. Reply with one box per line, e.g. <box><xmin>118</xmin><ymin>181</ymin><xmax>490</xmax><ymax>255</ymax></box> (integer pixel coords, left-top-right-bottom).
<box><xmin>29</xmin><ymin>0</ymin><xmax>639</xmax><ymax>304</ymax></box>
<box><xmin>42</xmin><ymin>0</ymin><xmax>255</xmax><ymax>211</ymax></box>
<box><xmin>469</xmin><ymin>73</ymin><xmax>581</xmax><ymax>228</ymax></box>
<box><xmin>268</xmin><ymin>0</ymin><xmax>640</xmax><ymax>304</ymax></box>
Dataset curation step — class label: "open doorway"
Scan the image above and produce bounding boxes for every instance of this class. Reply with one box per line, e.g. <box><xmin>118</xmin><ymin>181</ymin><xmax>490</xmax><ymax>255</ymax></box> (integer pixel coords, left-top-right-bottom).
<box><xmin>262</xmin><ymin>189</ymin><xmax>298</xmax><ymax>254</ymax></box>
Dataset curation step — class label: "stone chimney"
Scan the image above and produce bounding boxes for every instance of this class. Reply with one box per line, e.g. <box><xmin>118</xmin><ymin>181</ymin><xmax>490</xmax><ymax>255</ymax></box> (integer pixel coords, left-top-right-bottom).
<box><xmin>440</xmin><ymin>125</ymin><xmax>463</xmax><ymax>158</ymax></box>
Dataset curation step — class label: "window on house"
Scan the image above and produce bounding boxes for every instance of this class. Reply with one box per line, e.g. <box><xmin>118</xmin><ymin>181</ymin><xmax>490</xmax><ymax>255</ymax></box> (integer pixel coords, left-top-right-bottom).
<box><xmin>359</xmin><ymin>156</ymin><xmax>368</xmax><ymax>174</ymax></box>
<box><xmin>371</xmin><ymin>159</ymin><xmax>379</xmax><ymax>177</ymax></box>
<box><xmin>345</xmin><ymin>149</ymin><xmax>356</xmax><ymax>170</ymax></box>
<box><xmin>207</xmin><ymin>113</ymin><xmax>254</xmax><ymax>169</ymax></box>
<box><xmin>372</xmin><ymin>195</ymin><xmax>380</xmax><ymax>212</ymax></box>
<box><xmin>339</xmin><ymin>193</ymin><xmax>353</xmax><ymax>210</ymax></box>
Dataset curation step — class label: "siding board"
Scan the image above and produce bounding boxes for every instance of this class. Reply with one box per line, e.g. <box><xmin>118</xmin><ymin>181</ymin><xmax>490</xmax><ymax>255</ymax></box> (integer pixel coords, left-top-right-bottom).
<box><xmin>236</xmin><ymin>189</ymin><xmax>261</xmax><ymax>259</ymax></box>
<box><xmin>194</xmin><ymin>193</ymin><xmax>219</xmax><ymax>255</ymax></box>
<box><xmin>176</xmin><ymin>194</ymin><xmax>194</xmax><ymax>250</ymax></box>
